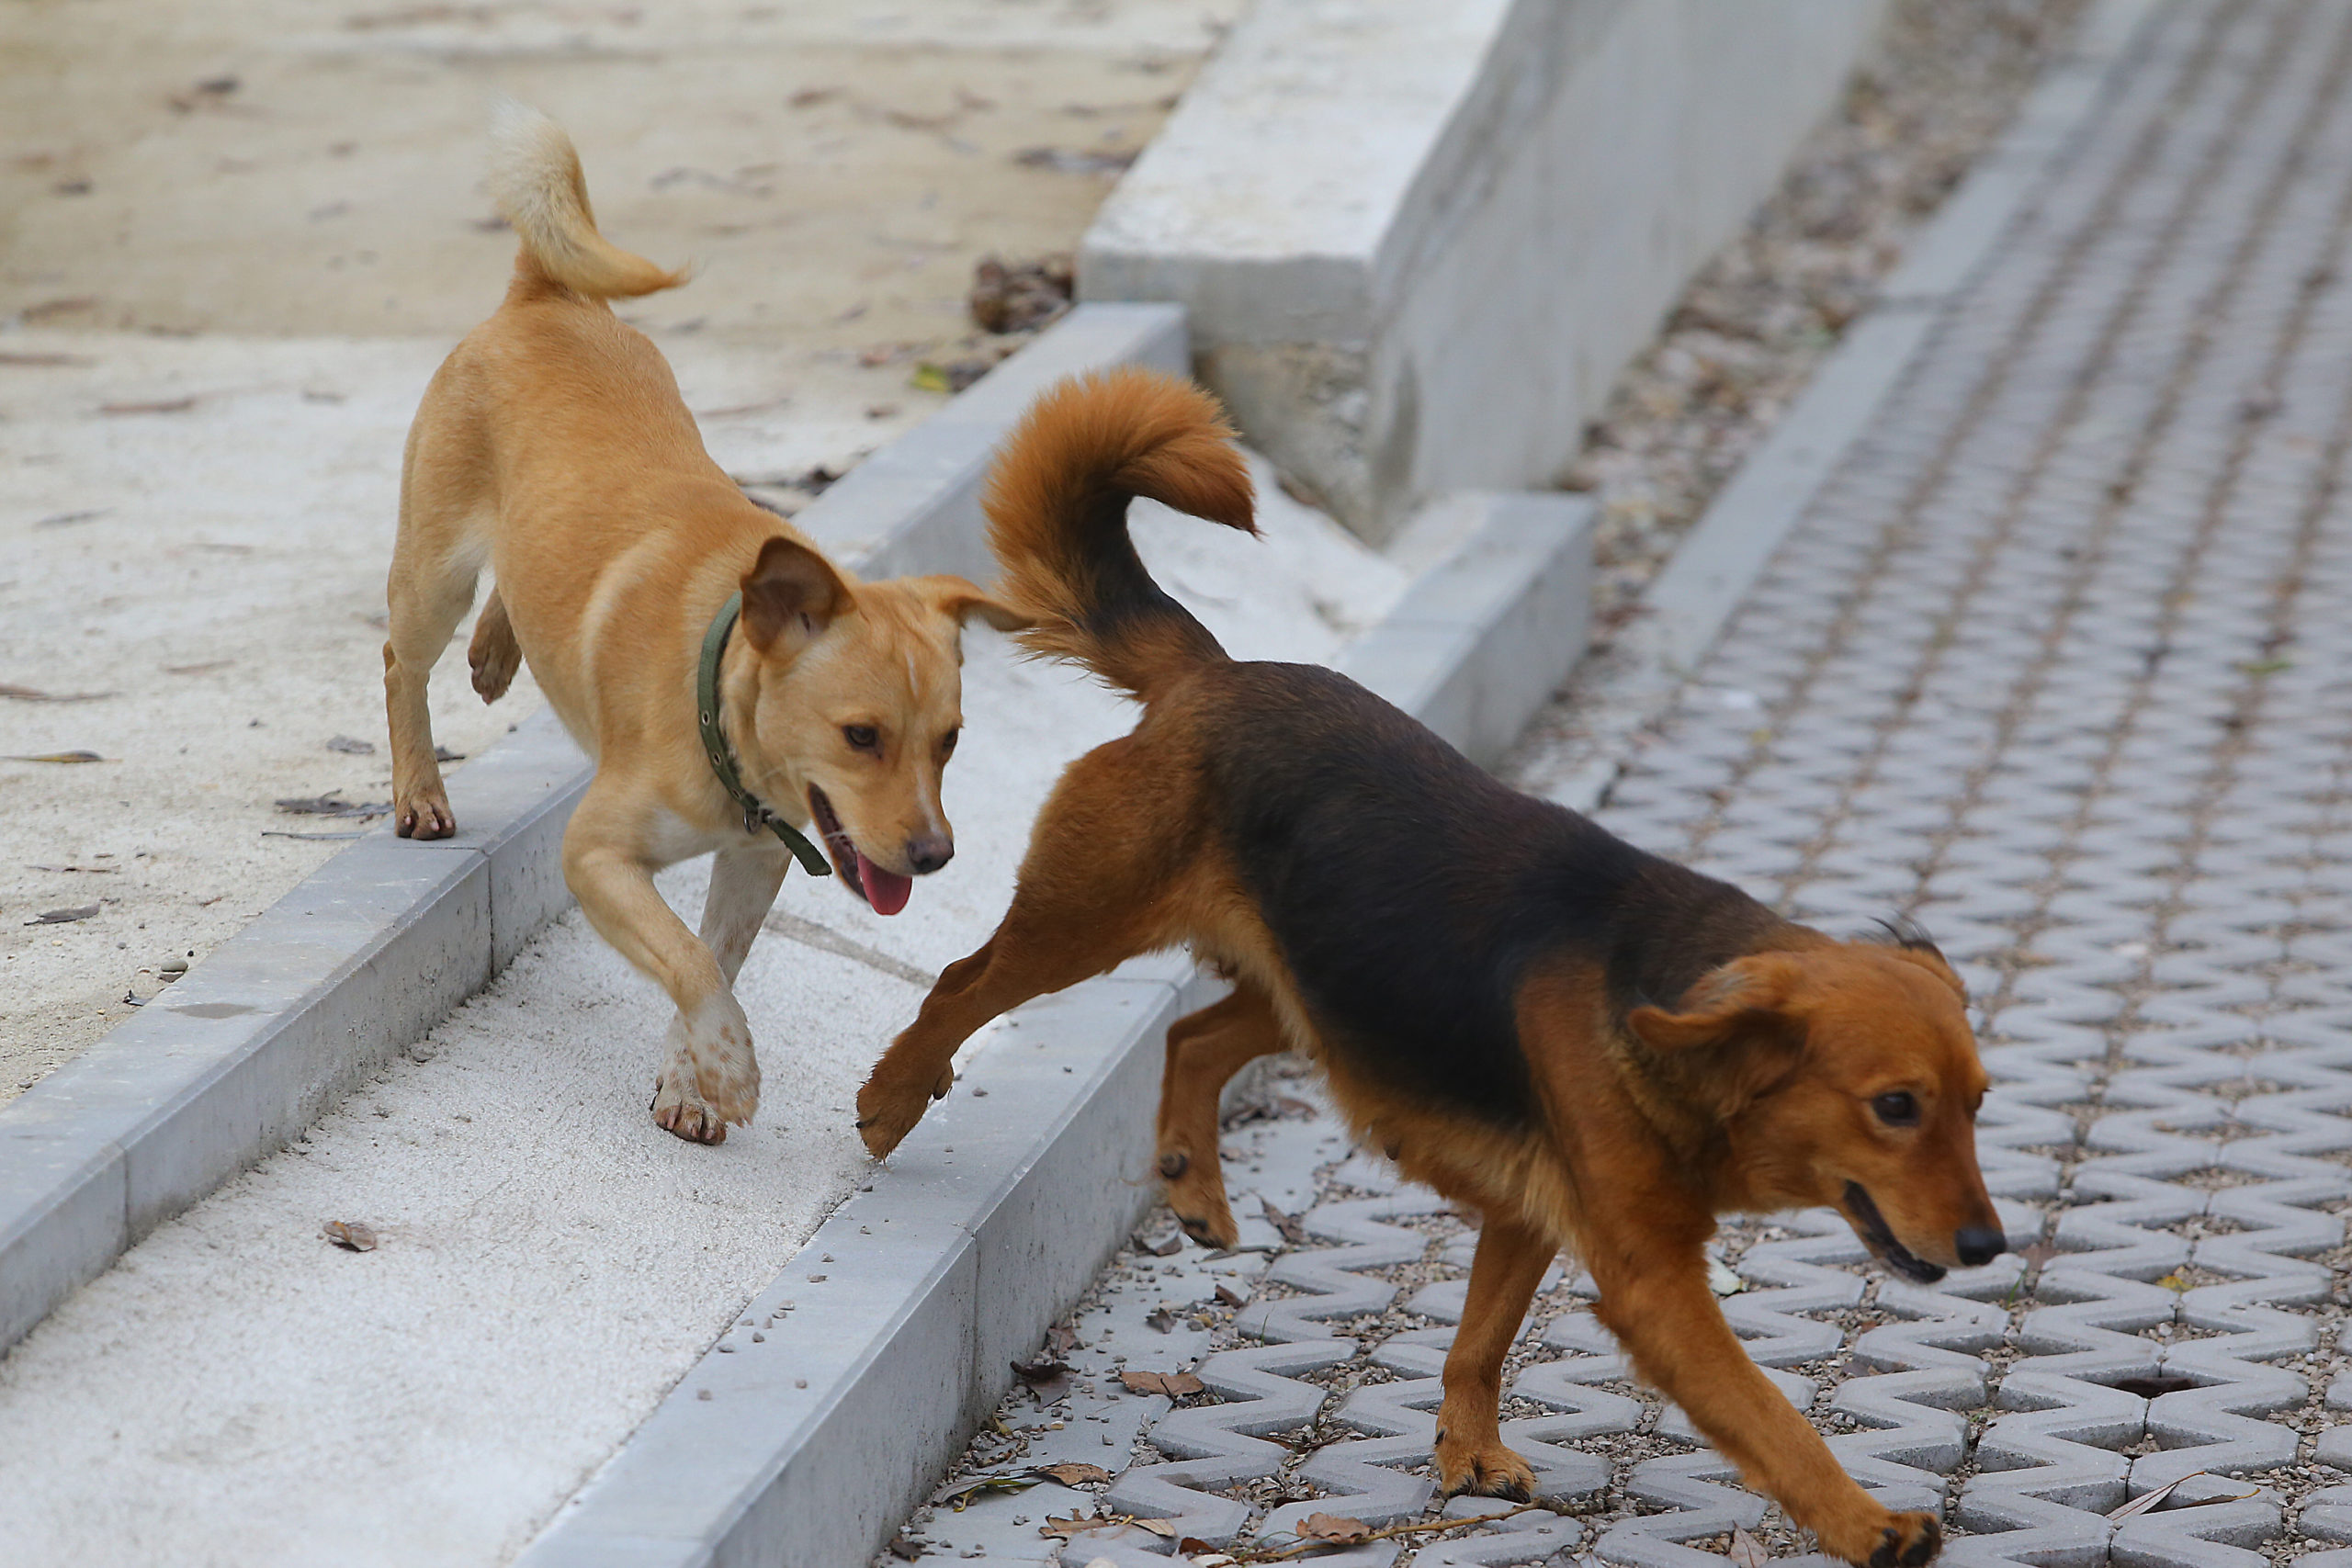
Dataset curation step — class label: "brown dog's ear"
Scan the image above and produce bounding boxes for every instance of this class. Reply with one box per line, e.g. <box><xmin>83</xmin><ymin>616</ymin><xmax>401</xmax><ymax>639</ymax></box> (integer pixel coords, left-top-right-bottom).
<box><xmin>1873</xmin><ymin>918</ymin><xmax>1968</xmax><ymax>1003</ymax></box>
<box><xmin>1627</xmin><ymin>953</ymin><xmax>1807</xmax><ymax>1118</ymax></box>
<box><xmin>907</xmin><ymin>574</ymin><xmax>1035</xmax><ymax>633</ymax></box>
<box><xmin>1626</xmin><ymin>953</ymin><xmax>1799</xmax><ymax>1052</ymax></box>
<box><xmin>741</xmin><ymin>536</ymin><xmax>851</xmax><ymax>654</ymax></box>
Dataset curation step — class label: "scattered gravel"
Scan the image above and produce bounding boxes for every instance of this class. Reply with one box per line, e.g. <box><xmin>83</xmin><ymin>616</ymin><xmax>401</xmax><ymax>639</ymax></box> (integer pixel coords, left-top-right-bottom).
<box><xmin>1565</xmin><ymin>0</ymin><xmax>2088</xmax><ymax>638</ymax></box>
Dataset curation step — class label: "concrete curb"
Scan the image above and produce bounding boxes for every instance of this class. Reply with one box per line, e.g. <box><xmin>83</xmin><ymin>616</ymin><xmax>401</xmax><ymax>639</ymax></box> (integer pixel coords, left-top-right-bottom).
<box><xmin>514</xmin><ymin>491</ymin><xmax>1595</xmax><ymax>1567</ymax></box>
<box><xmin>1532</xmin><ymin>0</ymin><xmax>2163</xmax><ymax>816</ymax></box>
<box><xmin>1080</xmin><ymin>0</ymin><xmax>1888</xmax><ymax>541</ymax></box>
<box><xmin>0</xmin><ymin>302</ymin><xmax>1187</xmax><ymax>1359</ymax></box>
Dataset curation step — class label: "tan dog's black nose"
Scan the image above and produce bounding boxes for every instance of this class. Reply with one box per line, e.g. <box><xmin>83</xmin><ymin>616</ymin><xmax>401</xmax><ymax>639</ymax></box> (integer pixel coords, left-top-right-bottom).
<box><xmin>1955</xmin><ymin>1224</ymin><xmax>2005</xmax><ymax>1268</ymax></box>
<box><xmin>907</xmin><ymin>834</ymin><xmax>954</xmax><ymax>875</ymax></box>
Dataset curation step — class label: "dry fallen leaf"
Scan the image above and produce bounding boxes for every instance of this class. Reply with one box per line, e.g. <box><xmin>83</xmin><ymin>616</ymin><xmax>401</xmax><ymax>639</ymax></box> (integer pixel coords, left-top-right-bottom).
<box><xmin>1010</xmin><ymin>1357</ymin><xmax>1073</xmax><ymax>1401</ymax></box>
<box><xmin>0</xmin><ymin>683</ymin><xmax>114</xmax><ymax>703</ymax></box>
<box><xmin>1728</xmin><ymin>1524</ymin><xmax>1770</xmax><ymax>1565</ymax></box>
<box><xmin>275</xmin><ymin>795</ymin><xmax>390</xmax><ymax>818</ymax></box>
<box><xmin>1039</xmin><ymin>1514</ymin><xmax>1120</xmax><ymax>1541</ymax></box>
<box><xmin>322</xmin><ymin>1220</ymin><xmax>378</xmax><ymax>1252</ymax></box>
<box><xmin>25</xmin><ymin>905</ymin><xmax>99</xmax><ymax>926</ymax></box>
<box><xmin>1260</xmin><ymin>1199</ymin><xmax>1306</xmax><ymax>1245</ymax></box>
<box><xmin>1298</xmin><ymin>1512</ymin><xmax>1373</xmax><ymax>1543</ymax></box>
<box><xmin>933</xmin><ymin>1472</ymin><xmax>1041</xmax><ymax>1509</ymax></box>
<box><xmin>1119</xmin><ymin>1369</ymin><xmax>1204</xmax><ymax>1398</ymax></box>
<box><xmin>99</xmin><ymin>396</ymin><xmax>198</xmax><ymax>415</ymax></box>
<box><xmin>1029</xmin><ymin>1462</ymin><xmax>1111</xmax><ymax>1488</ymax></box>
<box><xmin>1215</xmin><ymin>1283</ymin><xmax>1245</xmax><ymax>1308</ymax></box>
<box><xmin>7</xmin><ymin>750</ymin><xmax>106</xmax><ymax>763</ymax></box>
<box><xmin>1145</xmin><ymin>1307</ymin><xmax>1177</xmax><ymax>1334</ymax></box>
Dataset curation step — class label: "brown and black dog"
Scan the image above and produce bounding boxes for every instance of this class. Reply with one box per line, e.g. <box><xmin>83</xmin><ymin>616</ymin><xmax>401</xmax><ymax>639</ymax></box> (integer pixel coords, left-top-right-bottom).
<box><xmin>856</xmin><ymin>367</ymin><xmax>2004</xmax><ymax>1567</ymax></box>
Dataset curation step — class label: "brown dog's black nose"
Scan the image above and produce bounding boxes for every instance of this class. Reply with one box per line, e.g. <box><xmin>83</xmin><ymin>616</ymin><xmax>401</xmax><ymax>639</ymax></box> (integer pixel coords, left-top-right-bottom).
<box><xmin>907</xmin><ymin>834</ymin><xmax>954</xmax><ymax>875</ymax></box>
<box><xmin>1955</xmin><ymin>1225</ymin><xmax>2005</xmax><ymax>1268</ymax></box>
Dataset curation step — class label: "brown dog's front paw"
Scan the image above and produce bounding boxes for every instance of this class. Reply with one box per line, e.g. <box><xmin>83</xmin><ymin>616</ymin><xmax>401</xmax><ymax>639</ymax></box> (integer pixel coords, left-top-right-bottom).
<box><xmin>1158</xmin><ymin>1145</ymin><xmax>1238</xmax><ymax>1248</ymax></box>
<box><xmin>855</xmin><ymin>1079</ymin><xmax>927</xmax><ymax>1159</ymax></box>
<box><xmin>1818</xmin><ymin>1508</ymin><xmax>1940</xmax><ymax>1568</ymax></box>
<box><xmin>1434</xmin><ymin>1436</ymin><xmax>1536</xmax><ymax>1504</ymax></box>
<box><xmin>1870</xmin><ymin>1513</ymin><xmax>1941</xmax><ymax>1568</ymax></box>
<box><xmin>395</xmin><ymin>793</ymin><xmax>456</xmax><ymax>840</ymax></box>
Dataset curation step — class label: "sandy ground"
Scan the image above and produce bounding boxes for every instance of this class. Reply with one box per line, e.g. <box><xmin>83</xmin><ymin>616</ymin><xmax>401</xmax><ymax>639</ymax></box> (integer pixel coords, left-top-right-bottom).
<box><xmin>0</xmin><ymin>0</ymin><xmax>1243</xmax><ymax>1102</ymax></box>
<box><xmin>0</xmin><ymin>474</ymin><xmax>1402</xmax><ymax>1568</ymax></box>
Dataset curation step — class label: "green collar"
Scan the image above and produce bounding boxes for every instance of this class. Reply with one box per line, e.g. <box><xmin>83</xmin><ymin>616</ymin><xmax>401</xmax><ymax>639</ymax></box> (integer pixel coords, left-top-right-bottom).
<box><xmin>696</xmin><ymin>592</ymin><xmax>832</xmax><ymax>877</ymax></box>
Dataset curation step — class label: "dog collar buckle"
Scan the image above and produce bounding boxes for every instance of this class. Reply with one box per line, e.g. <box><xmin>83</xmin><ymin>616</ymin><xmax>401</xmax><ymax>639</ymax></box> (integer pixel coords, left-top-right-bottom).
<box><xmin>696</xmin><ymin>592</ymin><xmax>833</xmax><ymax>878</ymax></box>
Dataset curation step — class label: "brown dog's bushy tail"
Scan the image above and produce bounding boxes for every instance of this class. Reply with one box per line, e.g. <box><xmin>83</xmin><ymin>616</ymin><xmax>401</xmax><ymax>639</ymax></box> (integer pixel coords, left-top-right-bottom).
<box><xmin>487</xmin><ymin>100</ymin><xmax>684</xmax><ymax>300</ymax></box>
<box><xmin>983</xmin><ymin>367</ymin><xmax>1256</xmax><ymax>702</ymax></box>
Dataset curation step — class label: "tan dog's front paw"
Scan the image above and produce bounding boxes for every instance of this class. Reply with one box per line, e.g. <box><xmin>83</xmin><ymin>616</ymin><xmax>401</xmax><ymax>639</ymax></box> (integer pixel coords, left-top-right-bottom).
<box><xmin>395</xmin><ymin>790</ymin><xmax>456</xmax><ymax>840</ymax></box>
<box><xmin>854</xmin><ymin>1066</ymin><xmax>953</xmax><ymax>1158</ymax></box>
<box><xmin>1158</xmin><ymin>1146</ymin><xmax>1238</xmax><ymax>1248</ymax></box>
<box><xmin>1434</xmin><ymin>1432</ymin><xmax>1536</xmax><ymax>1503</ymax></box>
<box><xmin>1815</xmin><ymin>1507</ymin><xmax>1941</xmax><ymax>1568</ymax></box>
<box><xmin>651</xmin><ymin>1069</ymin><xmax>729</xmax><ymax>1145</ymax></box>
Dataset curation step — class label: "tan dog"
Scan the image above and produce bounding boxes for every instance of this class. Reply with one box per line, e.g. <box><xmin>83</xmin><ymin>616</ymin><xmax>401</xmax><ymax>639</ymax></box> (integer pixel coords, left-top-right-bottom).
<box><xmin>385</xmin><ymin>105</ymin><xmax>1020</xmax><ymax>1143</ymax></box>
<box><xmin>857</xmin><ymin>369</ymin><xmax>2001</xmax><ymax>1566</ymax></box>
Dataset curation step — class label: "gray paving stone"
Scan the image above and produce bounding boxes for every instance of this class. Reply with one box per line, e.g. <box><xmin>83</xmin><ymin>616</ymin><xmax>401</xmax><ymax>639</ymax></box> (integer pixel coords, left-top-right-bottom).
<box><xmin>900</xmin><ymin>2</ymin><xmax>2352</xmax><ymax>1562</ymax></box>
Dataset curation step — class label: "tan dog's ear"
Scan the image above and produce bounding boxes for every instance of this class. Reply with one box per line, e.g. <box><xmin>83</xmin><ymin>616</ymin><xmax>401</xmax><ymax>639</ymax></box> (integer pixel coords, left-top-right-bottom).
<box><xmin>1627</xmin><ymin>953</ymin><xmax>1807</xmax><ymax>1117</ymax></box>
<box><xmin>908</xmin><ymin>574</ymin><xmax>1035</xmax><ymax>634</ymax></box>
<box><xmin>742</xmin><ymin>536</ymin><xmax>851</xmax><ymax>654</ymax></box>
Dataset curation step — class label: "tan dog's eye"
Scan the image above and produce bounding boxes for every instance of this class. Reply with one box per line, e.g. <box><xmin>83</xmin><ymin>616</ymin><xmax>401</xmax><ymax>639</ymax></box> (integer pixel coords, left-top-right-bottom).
<box><xmin>941</xmin><ymin>727</ymin><xmax>959</xmax><ymax>756</ymax></box>
<box><xmin>843</xmin><ymin>724</ymin><xmax>879</xmax><ymax>752</ymax></box>
<box><xmin>1871</xmin><ymin>1091</ymin><xmax>1919</xmax><ymax>1127</ymax></box>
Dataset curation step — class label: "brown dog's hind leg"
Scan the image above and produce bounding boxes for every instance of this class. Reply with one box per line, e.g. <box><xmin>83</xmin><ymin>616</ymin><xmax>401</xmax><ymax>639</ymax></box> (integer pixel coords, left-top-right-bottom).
<box><xmin>1156</xmin><ymin>984</ymin><xmax>1284</xmax><ymax>1247</ymax></box>
<box><xmin>468</xmin><ymin>588</ymin><xmax>522</xmax><ymax>704</ymax></box>
<box><xmin>1433</xmin><ymin>1213</ymin><xmax>1554</xmax><ymax>1501</ymax></box>
<box><xmin>1587</xmin><ymin>1235</ymin><xmax>1940</xmax><ymax>1566</ymax></box>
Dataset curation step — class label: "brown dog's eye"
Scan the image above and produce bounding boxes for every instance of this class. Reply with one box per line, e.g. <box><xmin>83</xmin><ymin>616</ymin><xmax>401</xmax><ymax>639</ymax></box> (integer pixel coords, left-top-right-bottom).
<box><xmin>941</xmin><ymin>728</ymin><xmax>959</xmax><ymax>756</ymax></box>
<box><xmin>843</xmin><ymin>724</ymin><xmax>879</xmax><ymax>752</ymax></box>
<box><xmin>1872</xmin><ymin>1091</ymin><xmax>1920</xmax><ymax>1127</ymax></box>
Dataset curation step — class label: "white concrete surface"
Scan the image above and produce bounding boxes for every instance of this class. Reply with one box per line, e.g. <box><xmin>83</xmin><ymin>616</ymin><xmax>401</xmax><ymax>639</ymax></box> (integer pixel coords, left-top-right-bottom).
<box><xmin>1080</xmin><ymin>0</ymin><xmax>1890</xmax><ymax>540</ymax></box>
<box><xmin>0</xmin><ymin>459</ymin><xmax>1404</xmax><ymax>1568</ymax></box>
<box><xmin>0</xmin><ymin>329</ymin><xmax>920</xmax><ymax>1105</ymax></box>
<box><xmin>1</xmin><ymin>0</ymin><xmax>1246</xmax><ymax>1105</ymax></box>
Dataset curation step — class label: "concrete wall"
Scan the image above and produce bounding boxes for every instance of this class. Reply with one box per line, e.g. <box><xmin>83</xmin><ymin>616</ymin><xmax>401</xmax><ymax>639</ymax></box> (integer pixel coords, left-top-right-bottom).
<box><xmin>1081</xmin><ymin>0</ymin><xmax>1889</xmax><ymax>542</ymax></box>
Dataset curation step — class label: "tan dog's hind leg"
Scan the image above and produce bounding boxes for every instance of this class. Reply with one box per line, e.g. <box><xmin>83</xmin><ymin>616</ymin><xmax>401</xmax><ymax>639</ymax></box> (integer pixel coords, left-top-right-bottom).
<box><xmin>1433</xmin><ymin>1214</ymin><xmax>1553</xmax><ymax>1502</ymax></box>
<box><xmin>1587</xmin><ymin>1237</ymin><xmax>1941</xmax><ymax>1567</ymax></box>
<box><xmin>647</xmin><ymin>844</ymin><xmax>790</xmax><ymax>1143</ymax></box>
<box><xmin>469</xmin><ymin>588</ymin><xmax>522</xmax><ymax>704</ymax></box>
<box><xmin>383</xmin><ymin>536</ymin><xmax>481</xmax><ymax>841</ymax></box>
<box><xmin>565</xmin><ymin>796</ymin><xmax>764</xmax><ymax>1140</ymax></box>
<box><xmin>1156</xmin><ymin>984</ymin><xmax>1284</xmax><ymax>1247</ymax></box>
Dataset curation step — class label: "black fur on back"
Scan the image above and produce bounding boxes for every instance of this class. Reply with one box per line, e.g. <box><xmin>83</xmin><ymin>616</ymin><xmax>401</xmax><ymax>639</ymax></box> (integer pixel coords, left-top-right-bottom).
<box><xmin>1203</xmin><ymin>662</ymin><xmax>1788</xmax><ymax>1130</ymax></box>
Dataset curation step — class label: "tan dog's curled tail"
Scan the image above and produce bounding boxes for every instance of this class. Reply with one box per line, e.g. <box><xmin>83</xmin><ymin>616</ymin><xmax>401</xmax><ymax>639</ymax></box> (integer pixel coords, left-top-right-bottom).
<box><xmin>488</xmin><ymin>100</ymin><xmax>684</xmax><ymax>299</ymax></box>
<box><xmin>983</xmin><ymin>367</ymin><xmax>1256</xmax><ymax>702</ymax></box>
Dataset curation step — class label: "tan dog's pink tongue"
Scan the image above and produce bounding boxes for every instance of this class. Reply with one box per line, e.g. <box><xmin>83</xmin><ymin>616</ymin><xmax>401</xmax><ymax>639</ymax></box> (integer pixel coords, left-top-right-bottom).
<box><xmin>857</xmin><ymin>852</ymin><xmax>912</xmax><ymax>917</ymax></box>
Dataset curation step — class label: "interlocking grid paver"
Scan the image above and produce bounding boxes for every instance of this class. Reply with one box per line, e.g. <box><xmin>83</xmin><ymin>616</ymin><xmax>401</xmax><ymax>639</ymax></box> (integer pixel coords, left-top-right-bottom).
<box><xmin>888</xmin><ymin>2</ymin><xmax>2352</xmax><ymax>1562</ymax></box>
